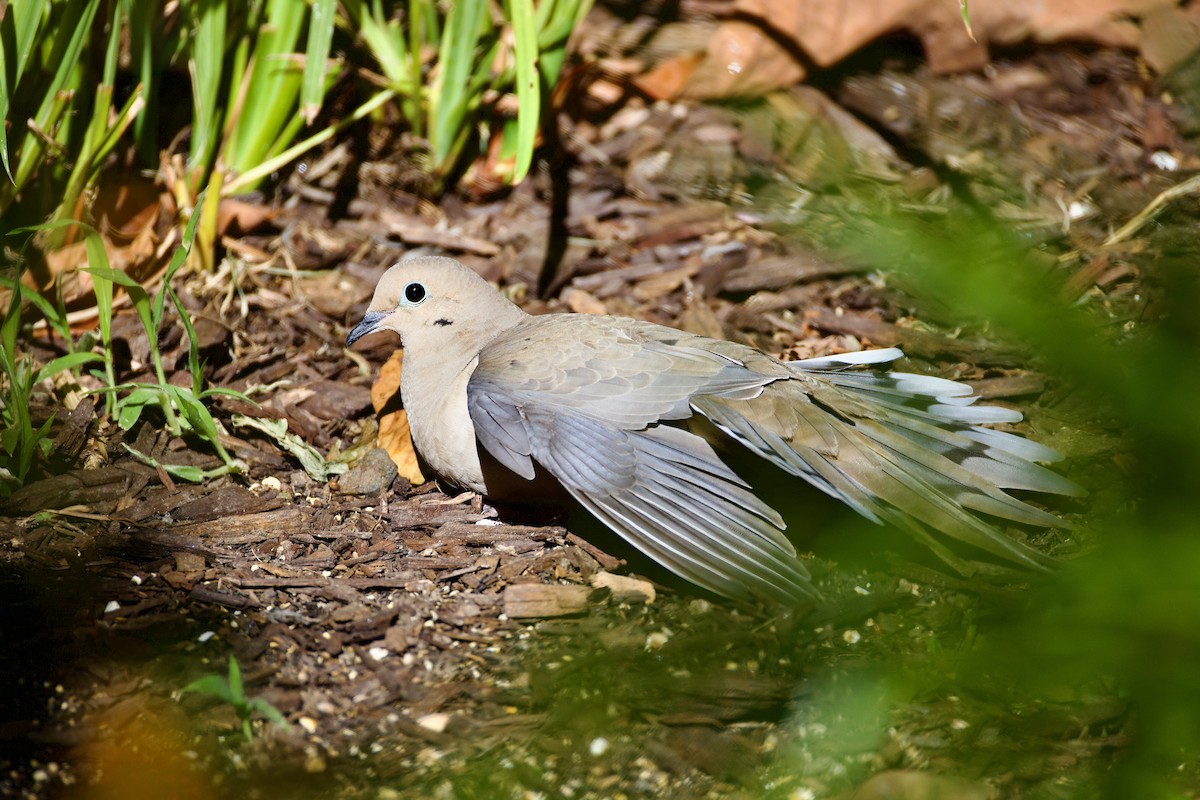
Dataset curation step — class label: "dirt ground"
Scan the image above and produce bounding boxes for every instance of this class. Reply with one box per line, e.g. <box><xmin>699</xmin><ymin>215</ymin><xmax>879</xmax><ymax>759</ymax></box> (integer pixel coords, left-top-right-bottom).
<box><xmin>2</xmin><ymin>41</ymin><xmax>1195</xmax><ymax>799</ymax></box>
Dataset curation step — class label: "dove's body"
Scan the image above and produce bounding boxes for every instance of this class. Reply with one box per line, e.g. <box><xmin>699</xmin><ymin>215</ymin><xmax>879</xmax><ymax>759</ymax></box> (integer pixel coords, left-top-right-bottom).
<box><xmin>348</xmin><ymin>257</ymin><xmax>1079</xmax><ymax>606</ymax></box>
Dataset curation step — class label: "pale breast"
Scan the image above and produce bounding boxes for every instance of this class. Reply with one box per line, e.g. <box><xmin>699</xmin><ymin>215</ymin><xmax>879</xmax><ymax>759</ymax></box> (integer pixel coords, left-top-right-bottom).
<box><xmin>401</xmin><ymin>354</ymin><xmax>487</xmax><ymax>493</ymax></box>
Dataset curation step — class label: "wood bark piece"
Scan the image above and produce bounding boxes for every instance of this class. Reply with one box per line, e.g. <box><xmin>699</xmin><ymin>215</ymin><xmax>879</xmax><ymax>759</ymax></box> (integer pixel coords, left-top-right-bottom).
<box><xmin>967</xmin><ymin>373</ymin><xmax>1047</xmax><ymax>400</ymax></box>
<box><xmin>49</xmin><ymin>398</ymin><xmax>94</xmax><ymax>465</ymax></box>
<box><xmin>378</xmin><ymin>209</ymin><xmax>500</xmax><ymax>256</ymax></box>
<box><xmin>173</xmin><ymin>507</ymin><xmax>311</xmax><ymax>540</ymax></box>
<box><xmin>503</xmin><ymin>583</ymin><xmax>594</xmax><ymax>618</ymax></box>
<box><xmin>591</xmin><ymin>571</ymin><xmax>656</xmax><ymax>604</ymax></box>
<box><xmin>172</xmin><ymin>485</ymin><xmax>283</xmax><ymax>522</ymax></box>
<box><xmin>2</xmin><ymin>465</ymin><xmax>134</xmax><ymax>515</ymax></box>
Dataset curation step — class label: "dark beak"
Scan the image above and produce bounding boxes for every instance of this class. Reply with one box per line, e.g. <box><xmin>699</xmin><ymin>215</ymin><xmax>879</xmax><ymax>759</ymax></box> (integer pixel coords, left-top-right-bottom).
<box><xmin>345</xmin><ymin>310</ymin><xmax>388</xmax><ymax>346</ymax></box>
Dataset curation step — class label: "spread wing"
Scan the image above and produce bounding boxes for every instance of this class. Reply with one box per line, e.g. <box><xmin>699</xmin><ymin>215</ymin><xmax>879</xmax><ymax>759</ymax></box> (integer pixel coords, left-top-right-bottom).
<box><xmin>467</xmin><ymin>314</ymin><xmax>817</xmax><ymax>605</ymax></box>
<box><xmin>467</xmin><ymin>314</ymin><xmax>1079</xmax><ymax>604</ymax></box>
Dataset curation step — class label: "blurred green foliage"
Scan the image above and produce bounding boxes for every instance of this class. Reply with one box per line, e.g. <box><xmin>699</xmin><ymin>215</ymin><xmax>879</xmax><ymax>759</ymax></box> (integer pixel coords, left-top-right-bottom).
<box><xmin>844</xmin><ymin>207</ymin><xmax>1200</xmax><ymax>797</ymax></box>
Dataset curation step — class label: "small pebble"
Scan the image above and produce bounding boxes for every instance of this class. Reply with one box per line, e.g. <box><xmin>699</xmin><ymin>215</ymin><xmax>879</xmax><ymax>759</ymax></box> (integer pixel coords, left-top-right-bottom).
<box><xmin>417</xmin><ymin>713</ymin><xmax>451</xmax><ymax>733</ymax></box>
<box><xmin>645</xmin><ymin>630</ymin><xmax>672</xmax><ymax>649</ymax></box>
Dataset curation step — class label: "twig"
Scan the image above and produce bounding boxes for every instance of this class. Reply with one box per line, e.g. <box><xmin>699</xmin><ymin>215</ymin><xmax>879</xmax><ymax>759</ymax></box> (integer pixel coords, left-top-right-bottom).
<box><xmin>1104</xmin><ymin>174</ymin><xmax>1200</xmax><ymax>247</ymax></box>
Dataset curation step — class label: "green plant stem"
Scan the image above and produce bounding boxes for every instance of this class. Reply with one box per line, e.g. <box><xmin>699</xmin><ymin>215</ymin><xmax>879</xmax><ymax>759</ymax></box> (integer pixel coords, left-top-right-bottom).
<box><xmin>223</xmin><ymin>88</ymin><xmax>396</xmax><ymax>195</ymax></box>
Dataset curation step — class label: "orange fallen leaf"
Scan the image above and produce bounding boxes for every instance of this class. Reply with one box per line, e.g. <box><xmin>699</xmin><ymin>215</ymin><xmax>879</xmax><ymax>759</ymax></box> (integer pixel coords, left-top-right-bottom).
<box><xmin>370</xmin><ymin>349</ymin><xmax>427</xmax><ymax>486</ymax></box>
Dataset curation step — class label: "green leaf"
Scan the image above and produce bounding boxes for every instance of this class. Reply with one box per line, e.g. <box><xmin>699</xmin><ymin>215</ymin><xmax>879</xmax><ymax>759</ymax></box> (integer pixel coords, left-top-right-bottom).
<box><xmin>224</xmin><ymin>0</ymin><xmax>307</xmax><ymax>177</ymax></box>
<box><xmin>301</xmin><ymin>0</ymin><xmax>338</xmax><ymax>125</ymax></box>
<box><xmin>247</xmin><ymin>697</ymin><xmax>290</xmax><ymax>728</ymax></box>
<box><xmin>231</xmin><ymin>413</ymin><xmax>345</xmax><ymax>480</ymax></box>
<box><xmin>430</xmin><ymin>0</ymin><xmax>487</xmax><ymax>171</ymax></box>
<box><xmin>166</xmin><ymin>385</ymin><xmax>223</xmax><ymax>444</ymax></box>
<box><xmin>227</xmin><ymin>656</ymin><xmax>244</xmax><ymax>703</ymax></box>
<box><xmin>182</xmin><ymin>674</ymin><xmax>235</xmax><ymax>704</ymax></box>
<box><xmin>222</xmin><ymin>88</ymin><xmax>395</xmax><ymax>196</ymax></box>
<box><xmin>349</xmin><ymin>0</ymin><xmax>411</xmax><ymax>89</ymax></box>
<box><xmin>168</xmin><ymin>465</ymin><xmax>208</xmax><ymax>482</ymax></box>
<box><xmin>29</xmin><ymin>0</ymin><xmax>103</xmax><ymax>159</ymax></box>
<box><xmin>169</xmin><ymin>286</ymin><xmax>204</xmax><ymax>395</ymax></box>
<box><xmin>198</xmin><ymin>386</ymin><xmax>256</xmax><ymax>405</ymax></box>
<box><xmin>2</xmin><ymin>280</ymin><xmax>69</xmax><ymax>344</ymax></box>
<box><xmin>1</xmin><ymin>426</ymin><xmax>19</xmax><ymax>457</ymax></box>
<box><xmin>960</xmin><ymin>0</ymin><xmax>975</xmax><ymax>41</ymax></box>
<box><xmin>34</xmin><ymin>352</ymin><xmax>102</xmax><ymax>384</ymax></box>
<box><xmin>81</xmin><ymin>265</ymin><xmax>155</xmax><ymax>350</ymax></box>
<box><xmin>0</xmin><ymin>29</ymin><xmax>11</xmax><ymax>182</ymax></box>
<box><xmin>505</xmin><ymin>0</ymin><xmax>540</xmax><ymax>184</ymax></box>
<box><xmin>153</xmin><ymin>188</ymin><xmax>204</xmax><ymax>332</ymax></box>
<box><xmin>185</xmin><ymin>0</ymin><xmax>228</xmax><ymax>172</ymax></box>
<box><xmin>1</xmin><ymin>278</ymin><xmax>20</xmax><ymax>360</ymax></box>
<box><xmin>115</xmin><ymin>386</ymin><xmax>161</xmax><ymax>430</ymax></box>
<box><xmin>11</xmin><ymin>0</ymin><xmax>46</xmax><ymax>86</ymax></box>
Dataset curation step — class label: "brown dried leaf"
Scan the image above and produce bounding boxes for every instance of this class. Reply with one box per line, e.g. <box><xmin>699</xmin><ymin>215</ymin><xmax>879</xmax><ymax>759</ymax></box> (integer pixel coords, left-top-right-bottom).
<box><xmin>561</xmin><ymin>286</ymin><xmax>608</xmax><ymax>315</ymax></box>
<box><xmin>370</xmin><ymin>350</ymin><xmax>426</xmax><ymax>486</ymax></box>
<box><xmin>1141</xmin><ymin>3</ymin><xmax>1200</xmax><ymax>72</ymax></box>
<box><xmin>647</xmin><ymin>0</ymin><xmax>1165</xmax><ymax>100</ymax></box>
<box><xmin>217</xmin><ymin>198</ymin><xmax>277</xmax><ymax>236</ymax></box>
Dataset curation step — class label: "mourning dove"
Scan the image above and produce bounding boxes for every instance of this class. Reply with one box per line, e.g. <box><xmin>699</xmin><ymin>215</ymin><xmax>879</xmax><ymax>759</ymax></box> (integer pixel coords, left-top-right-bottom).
<box><xmin>347</xmin><ymin>256</ymin><xmax>1080</xmax><ymax>606</ymax></box>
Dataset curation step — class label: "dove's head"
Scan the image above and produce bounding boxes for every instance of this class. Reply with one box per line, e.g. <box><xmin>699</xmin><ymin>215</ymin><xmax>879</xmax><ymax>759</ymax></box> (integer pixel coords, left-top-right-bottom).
<box><xmin>346</xmin><ymin>256</ymin><xmax>527</xmax><ymax>354</ymax></box>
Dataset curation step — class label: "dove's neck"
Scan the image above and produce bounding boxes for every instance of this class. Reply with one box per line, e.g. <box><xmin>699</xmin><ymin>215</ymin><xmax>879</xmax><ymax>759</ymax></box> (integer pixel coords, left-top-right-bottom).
<box><xmin>399</xmin><ymin>303</ymin><xmax>529</xmax><ymax>493</ymax></box>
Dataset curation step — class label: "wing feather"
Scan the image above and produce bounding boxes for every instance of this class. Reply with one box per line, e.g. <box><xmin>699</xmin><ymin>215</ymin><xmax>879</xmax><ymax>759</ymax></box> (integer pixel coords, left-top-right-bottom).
<box><xmin>467</xmin><ymin>314</ymin><xmax>1074</xmax><ymax>602</ymax></box>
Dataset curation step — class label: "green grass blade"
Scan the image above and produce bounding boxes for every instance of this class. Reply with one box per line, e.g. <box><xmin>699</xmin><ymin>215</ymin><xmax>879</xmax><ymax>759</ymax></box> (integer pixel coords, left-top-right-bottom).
<box><xmin>1</xmin><ymin>0</ymin><xmax>49</xmax><ymax>179</ymax></box>
<box><xmin>224</xmin><ymin>88</ymin><xmax>394</xmax><ymax>196</ymax></box>
<box><xmin>153</xmin><ymin>189</ymin><xmax>205</xmax><ymax>329</ymax></box>
<box><xmin>14</xmin><ymin>220</ymin><xmax>117</xmax><ymax>409</ymax></box>
<box><xmin>505</xmin><ymin>0</ymin><xmax>540</xmax><ymax>184</ymax></box>
<box><xmin>0</xmin><ymin>31</ymin><xmax>11</xmax><ymax>181</ymax></box>
<box><xmin>536</xmin><ymin>0</ymin><xmax>593</xmax><ymax>85</ymax></box>
<box><xmin>126</xmin><ymin>0</ymin><xmax>160</xmax><ymax>161</ymax></box>
<box><xmin>2</xmin><ymin>280</ymin><xmax>66</xmax><ymax>342</ymax></box>
<box><xmin>183</xmin><ymin>674</ymin><xmax>236</xmax><ymax>703</ymax></box>
<box><xmin>350</xmin><ymin>0</ymin><xmax>411</xmax><ymax>89</ymax></box>
<box><xmin>11</xmin><ymin>0</ymin><xmax>46</xmax><ymax>84</ymax></box>
<box><xmin>185</xmin><ymin>0</ymin><xmax>227</xmax><ymax>173</ymax></box>
<box><xmin>430</xmin><ymin>0</ymin><xmax>487</xmax><ymax>172</ymax></box>
<box><xmin>1</xmin><ymin>281</ymin><xmax>21</xmax><ymax>374</ymax></box>
<box><xmin>227</xmin><ymin>656</ymin><xmax>244</xmax><ymax>701</ymax></box>
<box><xmin>168</xmin><ymin>286</ymin><xmax>204</xmax><ymax>395</ymax></box>
<box><xmin>31</xmin><ymin>0</ymin><xmax>100</xmax><ymax>144</ymax></box>
<box><xmin>226</xmin><ymin>0</ymin><xmax>306</xmax><ymax>176</ymax></box>
<box><xmin>34</xmin><ymin>352</ymin><xmax>103</xmax><ymax>384</ymax></box>
<box><xmin>301</xmin><ymin>0</ymin><xmax>337</xmax><ymax>125</ymax></box>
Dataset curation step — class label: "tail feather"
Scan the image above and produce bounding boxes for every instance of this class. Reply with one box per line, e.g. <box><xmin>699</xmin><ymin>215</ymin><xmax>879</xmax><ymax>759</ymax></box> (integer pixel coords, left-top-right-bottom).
<box><xmin>692</xmin><ymin>349</ymin><xmax>1077</xmax><ymax>574</ymax></box>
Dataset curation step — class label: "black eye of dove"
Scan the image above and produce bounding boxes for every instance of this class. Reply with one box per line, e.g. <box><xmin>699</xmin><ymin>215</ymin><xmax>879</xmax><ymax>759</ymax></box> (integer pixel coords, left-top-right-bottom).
<box><xmin>404</xmin><ymin>283</ymin><xmax>427</xmax><ymax>304</ymax></box>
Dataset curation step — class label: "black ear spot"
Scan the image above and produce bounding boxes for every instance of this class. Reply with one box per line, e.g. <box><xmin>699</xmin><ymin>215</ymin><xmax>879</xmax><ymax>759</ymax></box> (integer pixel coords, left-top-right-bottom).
<box><xmin>404</xmin><ymin>282</ymin><xmax>427</xmax><ymax>304</ymax></box>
